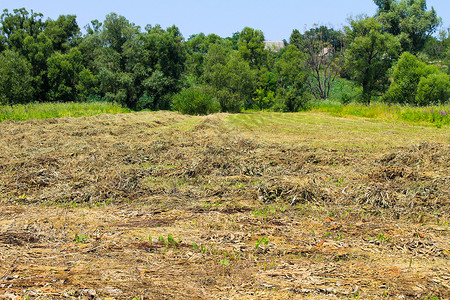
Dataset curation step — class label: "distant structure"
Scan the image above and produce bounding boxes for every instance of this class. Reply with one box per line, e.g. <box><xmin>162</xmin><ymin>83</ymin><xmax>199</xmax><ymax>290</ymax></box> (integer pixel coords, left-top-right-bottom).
<box><xmin>264</xmin><ymin>41</ymin><xmax>285</xmax><ymax>52</ymax></box>
<box><xmin>319</xmin><ymin>47</ymin><xmax>334</xmax><ymax>57</ymax></box>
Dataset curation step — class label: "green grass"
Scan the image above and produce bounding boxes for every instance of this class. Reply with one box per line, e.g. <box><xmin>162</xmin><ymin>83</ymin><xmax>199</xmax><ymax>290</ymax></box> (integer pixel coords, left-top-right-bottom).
<box><xmin>310</xmin><ymin>101</ymin><xmax>450</xmax><ymax>127</ymax></box>
<box><xmin>314</xmin><ymin>77</ymin><xmax>450</xmax><ymax>127</ymax></box>
<box><xmin>0</xmin><ymin>101</ymin><xmax>130</xmax><ymax>122</ymax></box>
<box><xmin>225</xmin><ymin>111</ymin><xmax>449</xmax><ymax>151</ymax></box>
<box><xmin>328</xmin><ymin>77</ymin><xmax>362</xmax><ymax>103</ymax></box>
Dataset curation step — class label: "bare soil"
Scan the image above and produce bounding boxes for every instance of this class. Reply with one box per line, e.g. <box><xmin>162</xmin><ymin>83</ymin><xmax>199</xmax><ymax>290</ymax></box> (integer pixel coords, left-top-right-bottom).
<box><xmin>0</xmin><ymin>111</ymin><xmax>449</xmax><ymax>299</ymax></box>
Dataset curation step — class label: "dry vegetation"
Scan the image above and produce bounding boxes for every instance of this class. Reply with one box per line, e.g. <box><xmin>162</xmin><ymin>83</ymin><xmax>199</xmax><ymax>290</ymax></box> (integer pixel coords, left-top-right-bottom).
<box><xmin>0</xmin><ymin>111</ymin><xmax>449</xmax><ymax>299</ymax></box>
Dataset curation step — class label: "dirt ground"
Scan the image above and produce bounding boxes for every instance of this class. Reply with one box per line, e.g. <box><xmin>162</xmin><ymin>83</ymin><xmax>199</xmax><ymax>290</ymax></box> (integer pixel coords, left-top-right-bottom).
<box><xmin>0</xmin><ymin>111</ymin><xmax>449</xmax><ymax>299</ymax></box>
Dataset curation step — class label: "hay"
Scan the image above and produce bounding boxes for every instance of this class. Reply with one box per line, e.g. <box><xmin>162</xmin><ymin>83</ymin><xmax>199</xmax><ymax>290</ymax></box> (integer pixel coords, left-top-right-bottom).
<box><xmin>0</xmin><ymin>111</ymin><xmax>448</xmax><ymax>299</ymax></box>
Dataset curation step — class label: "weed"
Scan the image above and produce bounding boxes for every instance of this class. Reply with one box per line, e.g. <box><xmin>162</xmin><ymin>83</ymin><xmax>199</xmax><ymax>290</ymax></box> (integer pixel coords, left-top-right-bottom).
<box><xmin>75</xmin><ymin>233</ymin><xmax>88</xmax><ymax>243</ymax></box>
<box><xmin>255</xmin><ymin>237</ymin><xmax>269</xmax><ymax>252</ymax></box>
<box><xmin>219</xmin><ymin>258</ymin><xmax>230</xmax><ymax>266</ymax></box>
<box><xmin>311</xmin><ymin>101</ymin><xmax>450</xmax><ymax>126</ymax></box>
<box><xmin>0</xmin><ymin>101</ymin><xmax>129</xmax><ymax>122</ymax></box>
<box><xmin>377</xmin><ymin>233</ymin><xmax>392</xmax><ymax>245</ymax></box>
<box><xmin>335</xmin><ymin>233</ymin><xmax>344</xmax><ymax>241</ymax></box>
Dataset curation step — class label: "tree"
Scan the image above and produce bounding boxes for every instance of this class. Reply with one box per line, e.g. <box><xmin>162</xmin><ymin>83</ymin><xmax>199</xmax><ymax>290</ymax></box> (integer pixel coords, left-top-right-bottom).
<box><xmin>22</xmin><ymin>32</ymin><xmax>54</xmax><ymax>101</ymax></box>
<box><xmin>374</xmin><ymin>0</ymin><xmax>441</xmax><ymax>53</ymax></box>
<box><xmin>238</xmin><ymin>27</ymin><xmax>266</xmax><ymax>69</ymax></box>
<box><xmin>289</xmin><ymin>29</ymin><xmax>304</xmax><ymax>50</ymax></box>
<box><xmin>44</xmin><ymin>15</ymin><xmax>80</xmax><ymax>53</ymax></box>
<box><xmin>345</xmin><ymin>17</ymin><xmax>401</xmax><ymax>104</ymax></box>
<box><xmin>0</xmin><ymin>8</ymin><xmax>45</xmax><ymax>51</ymax></box>
<box><xmin>202</xmin><ymin>44</ymin><xmax>256</xmax><ymax>112</ymax></box>
<box><xmin>304</xmin><ymin>26</ymin><xmax>345</xmax><ymax>52</ymax></box>
<box><xmin>383</xmin><ymin>51</ymin><xmax>441</xmax><ymax>104</ymax></box>
<box><xmin>273</xmin><ymin>45</ymin><xmax>309</xmax><ymax>111</ymax></box>
<box><xmin>225</xmin><ymin>32</ymin><xmax>240</xmax><ymax>50</ymax></box>
<box><xmin>303</xmin><ymin>26</ymin><xmax>344</xmax><ymax>100</ymax></box>
<box><xmin>47</xmin><ymin>47</ymin><xmax>84</xmax><ymax>101</ymax></box>
<box><xmin>416</xmin><ymin>73</ymin><xmax>450</xmax><ymax>105</ymax></box>
<box><xmin>0</xmin><ymin>50</ymin><xmax>34</xmax><ymax>105</ymax></box>
<box><xmin>124</xmin><ymin>24</ymin><xmax>186</xmax><ymax>109</ymax></box>
<box><xmin>185</xmin><ymin>33</ymin><xmax>230</xmax><ymax>80</ymax></box>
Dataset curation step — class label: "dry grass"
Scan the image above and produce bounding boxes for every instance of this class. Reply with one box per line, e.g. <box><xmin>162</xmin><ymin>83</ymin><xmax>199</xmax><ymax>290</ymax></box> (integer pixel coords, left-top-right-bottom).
<box><xmin>0</xmin><ymin>111</ymin><xmax>449</xmax><ymax>299</ymax></box>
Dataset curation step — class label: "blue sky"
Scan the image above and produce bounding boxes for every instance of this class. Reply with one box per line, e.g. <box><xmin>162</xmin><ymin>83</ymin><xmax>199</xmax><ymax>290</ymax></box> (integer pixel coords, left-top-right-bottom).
<box><xmin>2</xmin><ymin>0</ymin><xmax>449</xmax><ymax>41</ymax></box>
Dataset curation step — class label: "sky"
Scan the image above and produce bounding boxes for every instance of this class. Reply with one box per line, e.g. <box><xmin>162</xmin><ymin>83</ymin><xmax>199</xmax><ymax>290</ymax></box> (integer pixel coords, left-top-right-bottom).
<box><xmin>2</xmin><ymin>0</ymin><xmax>450</xmax><ymax>41</ymax></box>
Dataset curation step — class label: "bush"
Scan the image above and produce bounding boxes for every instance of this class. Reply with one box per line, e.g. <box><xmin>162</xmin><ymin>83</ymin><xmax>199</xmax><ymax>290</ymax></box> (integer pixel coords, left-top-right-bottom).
<box><xmin>172</xmin><ymin>87</ymin><xmax>220</xmax><ymax>115</ymax></box>
<box><xmin>272</xmin><ymin>89</ymin><xmax>310</xmax><ymax>112</ymax></box>
<box><xmin>136</xmin><ymin>94</ymin><xmax>155</xmax><ymax>110</ymax></box>
<box><xmin>0</xmin><ymin>50</ymin><xmax>34</xmax><ymax>105</ymax></box>
<box><xmin>416</xmin><ymin>73</ymin><xmax>450</xmax><ymax>105</ymax></box>
<box><xmin>383</xmin><ymin>52</ymin><xmax>439</xmax><ymax>105</ymax></box>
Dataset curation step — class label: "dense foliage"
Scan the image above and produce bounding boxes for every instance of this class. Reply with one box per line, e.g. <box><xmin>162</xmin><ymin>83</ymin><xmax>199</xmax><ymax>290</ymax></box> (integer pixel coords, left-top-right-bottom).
<box><xmin>1</xmin><ymin>0</ymin><xmax>450</xmax><ymax>114</ymax></box>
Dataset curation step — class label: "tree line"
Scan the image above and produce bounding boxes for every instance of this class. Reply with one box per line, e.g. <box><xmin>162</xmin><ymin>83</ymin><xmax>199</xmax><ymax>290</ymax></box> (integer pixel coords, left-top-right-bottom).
<box><xmin>1</xmin><ymin>0</ymin><xmax>449</xmax><ymax>114</ymax></box>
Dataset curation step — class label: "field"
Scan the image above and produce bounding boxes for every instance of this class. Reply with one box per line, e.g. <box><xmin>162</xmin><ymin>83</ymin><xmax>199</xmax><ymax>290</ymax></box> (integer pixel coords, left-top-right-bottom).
<box><xmin>0</xmin><ymin>111</ymin><xmax>449</xmax><ymax>299</ymax></box>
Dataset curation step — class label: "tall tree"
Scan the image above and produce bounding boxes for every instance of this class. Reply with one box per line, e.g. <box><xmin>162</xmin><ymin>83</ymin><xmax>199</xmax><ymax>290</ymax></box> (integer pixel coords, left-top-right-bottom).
<box><xmin>345</xmin><ymin>17</ymin><xmax>401</xmax><ymax>104</ymax></box>
<box><xmin>289</xmin><ymin>29</ymin><xmax>304</xmax><ymax>50</ymax></box>
<box><xmin>374</xmin><ymin>0</ymin><xmax>441</xmax><ymax>53</ymax></box>
<box><xmin>0</xmin><ymin>50</ymin><xmax>34</xmax><ymax>105</ymax></box>
<box><xmin>203</xmin><ymin>44</ymin><xmax>256</xmax><ymax>112</ymax></box>
<box><xmin>273</xmin><ymin>45</ymin><xmax>309</xmax><ymax>111</ymax></box>
<box><xmin>304</xmin><ymin>26</ymin><xmax>344</xmax><ymax>100</ymax></box>
<box><xmin>238</xmin><ymin>27</ymin><xmax>266</xmax><ymax>69</ymax></box>
<box><xmin>44</xmin><ymin>15</ymin><xmax>80</xmax><ymax>53</ymax></box>
<box><xmin>0</xmin><ymin>8</ymin><xmax>45</xmax><ymax>51</ymax></box>
<box><xmin>47</xmin><ymin>47</ymin><xmax>85</xmax><ymax>101</ymax></box>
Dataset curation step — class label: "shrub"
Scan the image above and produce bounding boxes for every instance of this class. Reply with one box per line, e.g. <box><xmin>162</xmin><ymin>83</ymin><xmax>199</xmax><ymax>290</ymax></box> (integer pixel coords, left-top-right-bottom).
<box><xmin>416</xmin><ymin>73</ymin><xmax>450</xmax><ymax>105</ymax></box>
<box><xmin>383</xmin><ymin>52</ymin><xmax>439</xmax><ymax>104</ymax></box>
<box><xmin>0</xmin><ymin>50</ymin><xmax>34</xmax><ymax>105</ymax></box>
<box><xmin>136</xmin><ymin>93</ymin><xmax>155</xmax><ymax>110</ymax></box>
<box><xmin>271</xmin><ymin>89</ymin><xmax>310</xmax><ymax>112</ymax></box>
<box><xmin>172</xmin><ymin>87</ymin><xmax>220</xmax><ymax>115</ymax></box>
<box><xmin>253</xmin><ymin>88</ymin><xmax>275</xmax><ymax>110</ymax></box>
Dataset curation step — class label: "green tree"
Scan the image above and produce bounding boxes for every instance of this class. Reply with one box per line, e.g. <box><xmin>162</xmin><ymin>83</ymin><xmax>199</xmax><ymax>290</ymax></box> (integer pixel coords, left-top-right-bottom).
<box><xmin>225</xmin><ymin>32</ymin><xmax>240</xmax><ymax>50</ymax></box>
<box><xmin>345</xmin><ymin>17</ymin><xmax>401</xmax><ymax>104</ymax></box>
<box><xmin>273</xmin><ymin>45</ymin><xmax>309</xmax><ymax>111</ymax></box>
<box><xmin>383</xmin><ymin>51</ymin><xmax>441</xmax><ymax>104</ymax></box>
<box><xmin>22</xmin><ymin>32</ymin><xmax>53</xmax><ymax>101</ymax></box>
<box><xmin>289</xmin><ymin>29</ymin><xmax>304</xmax><ymax>50</ymax></box>
<box><xmin>47</xmin><ymin>47</ymin><xmax>84</xmax><ymax>101</ymax></box>
<box><xmin>374</xmin><ymin>0</ymin><xmax>441</xmax><ymax>53</ymax></box>
<box><xmin>0</xmin><ymin>8</ymin><xmax>45</xmax><ymax>51</ymax></box>
<box><xmin>203</xmin><ymin>45</ymin><xmax>256</xmax><ymax>112</ymax></box>
<box><xmin>416</xmin><ymin>73</ymin><xmax>450</xmax><ymax>105</ymax></box>
<box><xmin>238</xmin><ymin>27</ymin><xmax>266</xmax><ymax>69</ymax></box>
<box><xmin>0</xmin><ymin>50</ymin><xmax>34</xmax><ymax>105</ymax></box>
<box><xmin>44</xmin><ymin>15</ymin><xmax>80</xmax><ymax>53</ymax></box>
<box><xmin>82</xmin><ymin>13</ymin><xmax>186</xmax><ymax>109</ymax></box>
<box><xmin>185</xmin><ymin>33</ymin><xmax>230</xmax><ymax>80</ymax></box>
<box><xmin>123</xmin><ymin>24</ymin><xmax>186</xmax><ymax>109</ymax></box>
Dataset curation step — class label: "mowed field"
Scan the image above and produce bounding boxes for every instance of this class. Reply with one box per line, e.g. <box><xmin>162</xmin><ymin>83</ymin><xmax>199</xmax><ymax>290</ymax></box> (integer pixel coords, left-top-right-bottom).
<box><xmin>0</xmin><ymin>111</ymin><xmax>449</xmax><ymax>299</ymax></box>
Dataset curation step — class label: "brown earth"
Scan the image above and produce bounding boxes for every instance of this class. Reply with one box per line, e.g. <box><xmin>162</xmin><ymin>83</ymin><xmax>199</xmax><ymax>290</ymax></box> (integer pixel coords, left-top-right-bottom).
<box><xmin>0</xmin><ymin>111</ymin><xmax>449</xmax><ymax>299</ymax></box>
